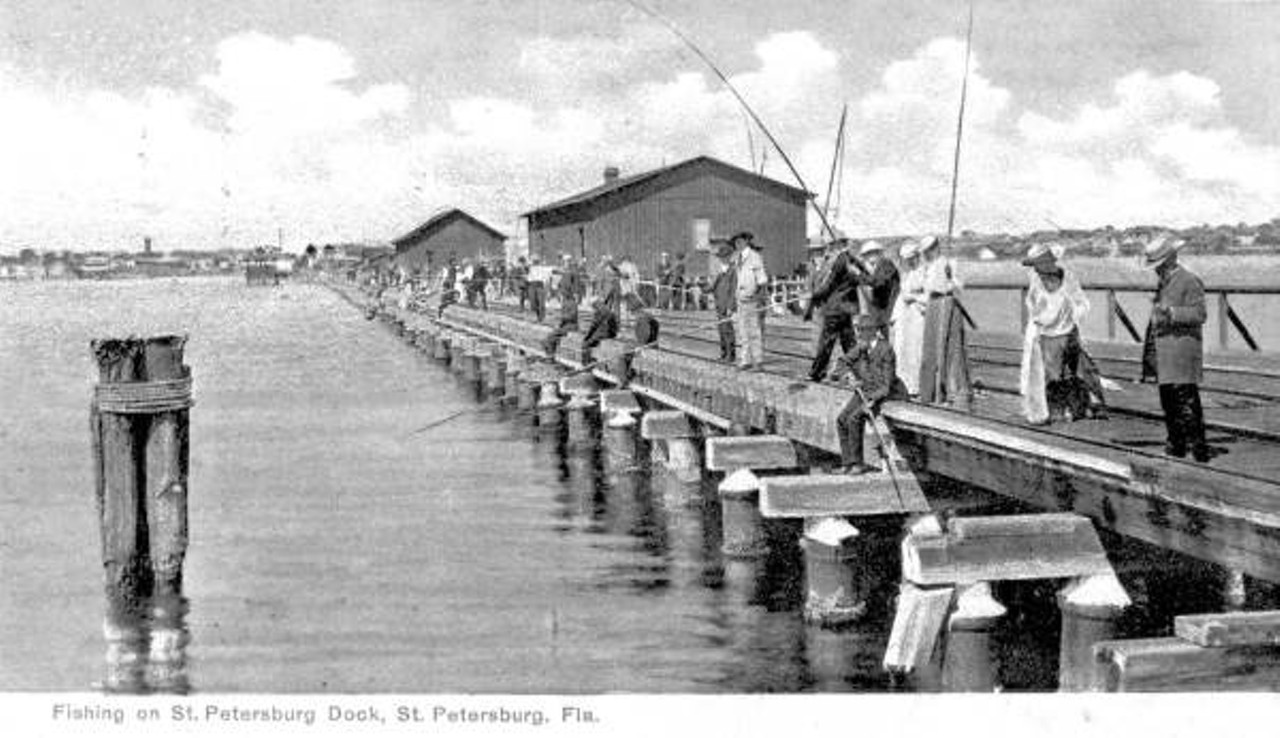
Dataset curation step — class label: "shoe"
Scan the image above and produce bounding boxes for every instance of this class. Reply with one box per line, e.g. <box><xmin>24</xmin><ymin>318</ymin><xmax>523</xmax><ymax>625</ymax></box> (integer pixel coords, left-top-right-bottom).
<box><xmin>1165</xmin><ymin>444</ymin><xmax>1188</xmax><ymax>459</ymax></box>
<box><xmin>836</xmin><ymin>464</ymin><xmax>874</xmax><ymax>476</ymax></box>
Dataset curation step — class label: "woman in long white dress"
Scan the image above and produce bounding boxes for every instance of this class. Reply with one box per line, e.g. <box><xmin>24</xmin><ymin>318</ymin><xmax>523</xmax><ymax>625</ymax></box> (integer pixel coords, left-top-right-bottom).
<box><xmin>916</xmin><ymin>236</ymin><xmax>972</xmax><ymax>407</ymax></box>
<box><xmin>891</xmin><ymin>240</ymin><xmax>926</xmax><ymax>395</ymax></box>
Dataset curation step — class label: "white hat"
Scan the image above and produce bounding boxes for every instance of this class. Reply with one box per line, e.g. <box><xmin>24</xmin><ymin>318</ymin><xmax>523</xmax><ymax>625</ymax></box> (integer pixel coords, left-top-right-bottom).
<box><xmin>900</xmin><ymin>241</ymin><xmax>920</xmax><ymax>260</ymax></box>
<box><xmin>919</xmin><ymin>235</ymin><xmax>941</xmax><ymax>252</ymax></box>
<box><xmin>1144</xmin><ymin>234</ymin><xmax>1183</xmax><ymax>266</ymax></box>
<box><xmin>859</xmin><ymin>240</ymin><xmax>884</xmax><ymax>257</ymax></box>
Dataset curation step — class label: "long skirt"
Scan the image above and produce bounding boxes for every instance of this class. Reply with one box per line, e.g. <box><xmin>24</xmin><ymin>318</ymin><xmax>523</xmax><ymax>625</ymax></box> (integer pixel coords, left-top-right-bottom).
<box><xmin>892</xmin><ymin>299</ymin><xmax>925</xmax><ymax>395</ymax></box>
<box><xmin>918</xmin><ymin>295</ymin><xmax>972</xmax><ymax>407</ymax></box>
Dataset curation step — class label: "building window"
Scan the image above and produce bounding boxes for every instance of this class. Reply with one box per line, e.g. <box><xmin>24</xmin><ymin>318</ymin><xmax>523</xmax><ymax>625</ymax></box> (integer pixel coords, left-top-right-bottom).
<box><xmin>692</xmin><ymin>218</ymin><xmax>711</xmax><ymax>252</ymax></box>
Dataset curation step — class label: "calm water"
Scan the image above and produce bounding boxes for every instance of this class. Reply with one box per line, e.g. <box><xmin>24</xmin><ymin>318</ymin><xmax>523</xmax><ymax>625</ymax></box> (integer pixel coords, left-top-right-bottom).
<box><xmin>0</xmin><ymin>277</ymin><xmax>1259</xmax><ymax>694</ymax></box>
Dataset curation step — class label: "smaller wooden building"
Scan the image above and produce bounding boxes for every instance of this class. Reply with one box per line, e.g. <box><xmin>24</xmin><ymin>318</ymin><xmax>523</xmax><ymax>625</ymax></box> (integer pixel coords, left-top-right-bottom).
<box><xmin>392</xmin><ymin>208</ymin><xmax>506</xmax><ymax>274</ymax></box>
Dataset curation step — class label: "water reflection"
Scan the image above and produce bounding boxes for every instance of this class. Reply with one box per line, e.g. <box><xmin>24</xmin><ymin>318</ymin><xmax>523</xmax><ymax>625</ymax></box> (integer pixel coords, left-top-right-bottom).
<box><xmin>103</xmin><ymin>592</ymin><xmax>190</xmax><ymax>694</ymax></box>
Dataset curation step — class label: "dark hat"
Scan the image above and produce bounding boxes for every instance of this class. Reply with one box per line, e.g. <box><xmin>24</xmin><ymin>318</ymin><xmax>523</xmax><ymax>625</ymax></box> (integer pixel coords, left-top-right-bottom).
<box><xmin>729</xmin><ymin>231</ymin><xmax>755</xmax><ymax>245</ymax></box>
<box><xmin>715</xmin><ymin>241</ymin><xmax>735</xmax><ymax>258</ymax></box>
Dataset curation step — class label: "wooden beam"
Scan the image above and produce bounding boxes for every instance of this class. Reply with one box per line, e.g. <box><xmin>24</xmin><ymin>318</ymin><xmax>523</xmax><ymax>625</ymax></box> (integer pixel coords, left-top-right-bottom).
<box><xmin>1095</xmin><ymin>637</ymin><xmax>1280</xmax><ymax>692</ymax></box>
<box><xmin>1175</xmin><ymin>611</ymin><xmax>1280</xmax><ymax>648</ymax></box>
<box><xmin>705</xmin><ymin>435</ymin><xmax>798</xmax><ymax>472</ymax></box>
<box><xmin>760</xmin><ymin>473</ymin><xmax>929</xmax><ymax>518</ymax></box>
<box><xmin>903</xmin><ymin>513</ymin><xmax>1113</xmax><ymax>586</ymax></box>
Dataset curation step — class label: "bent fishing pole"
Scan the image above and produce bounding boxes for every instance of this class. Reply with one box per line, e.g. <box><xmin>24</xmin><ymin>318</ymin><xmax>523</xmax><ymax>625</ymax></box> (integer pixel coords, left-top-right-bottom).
<box><xmin>621</xmin><ymin>0</ymin><xmax>868</xmax><ymax>276</ymax></box>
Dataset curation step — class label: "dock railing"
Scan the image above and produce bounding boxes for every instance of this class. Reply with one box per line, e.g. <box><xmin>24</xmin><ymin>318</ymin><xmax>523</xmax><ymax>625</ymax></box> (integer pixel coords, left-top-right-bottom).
<box><xmin>961</xmin><ymin>274</ymin><xmax>1266</xmax><ymax>352</ymax></box>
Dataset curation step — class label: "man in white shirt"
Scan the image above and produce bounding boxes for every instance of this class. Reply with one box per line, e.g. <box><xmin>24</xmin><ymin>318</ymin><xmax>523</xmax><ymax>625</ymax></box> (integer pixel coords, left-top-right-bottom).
<box><xmin>731</xmin><ymin>231</ymin><xmax>768</xmax><ymax>371</ymax></box>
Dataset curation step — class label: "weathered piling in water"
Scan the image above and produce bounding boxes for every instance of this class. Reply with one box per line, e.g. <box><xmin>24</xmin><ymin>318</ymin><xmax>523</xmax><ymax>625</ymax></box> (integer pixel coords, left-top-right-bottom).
<box><xmin>705</xmin><ymin>436</ymin><xmax>799</xmax><ymax>558</ymax></box>
<box><xmin>641</xmin><ymin>410</ymin><xmax>700</xmax><ymax>483</ymax></box>
<box><xmin>799</xmin><ymin>517</ymin><xmax>867</xmax><ymax>626</ymax></box>
<box><xmin>433</xmin><ymin>329</ymin><xmax>451</xmax><ymax>361</ymax></box>
<box><xmin>91</xmin><ymin>336</ymin><xmax>193</xmax><ymax>602</ymax></box>
<box><xmin>1057</xmin><ymin>572</ymin><xmax>1130</xmax><ymax>692</ymax></box>
<box><xmin>941</xmin><ymin>582</ymin><xmax>1006</xmax><ymax>692</ymax></box>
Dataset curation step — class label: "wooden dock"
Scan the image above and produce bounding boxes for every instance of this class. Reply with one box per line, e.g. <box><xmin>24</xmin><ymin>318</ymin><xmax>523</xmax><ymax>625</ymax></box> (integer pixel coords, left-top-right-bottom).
<box><xmin>336</xmin><ymin>279</ymin><xmax>1280</xmax><ymax>690</ymax></box>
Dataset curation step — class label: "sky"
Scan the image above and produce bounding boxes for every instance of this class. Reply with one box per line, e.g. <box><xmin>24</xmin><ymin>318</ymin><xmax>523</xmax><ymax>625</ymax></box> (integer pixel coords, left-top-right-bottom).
<box><xmin>1</xmin><ymin>0</ymin><xmax>1278</xmax><ymax>252</ymax></box>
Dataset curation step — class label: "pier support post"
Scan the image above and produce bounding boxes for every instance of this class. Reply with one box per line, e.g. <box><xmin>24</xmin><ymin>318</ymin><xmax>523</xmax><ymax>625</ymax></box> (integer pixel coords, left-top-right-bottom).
<box><xmin>433</xmin><ymin>330</ymin><xmax>450</xmax><ymax>361</ymax></box>
<box><xmin>1223</xmin><ymin>569</ymin><xmax>1248</xmax><ymax>611</ymax></box>
<box><xmin>537</xmin><ymin>379</ymin><xmax>563</xmax><ymax>427</ymax></box>
<box><xmin>800</xmin><ymin>517</ymin><xmax>867</xmax><ymax>626</ymax></box>
<box><xmin>517</xmin><ymin>377</ymin><xmax>538</xmax><ymax>412</ymax></box>
<box><xmin>504</xmin><ymin>350</ymin><xmax>526</xmax><ymax>402</ymax></box>
<box><xmin>600</xmin><ymin>389</ymin><xmax>641</xmax><ymax>429</ymax></box>
<box><xmin>448</xmin><ymin>334</ymin><xmax>465</xmax><ymax>372</ymax></box>
<box><xmin>485</xmin><ymin>352</ymin><xmax>506</xmax><ymax>396</ymax></box>
<box><xmin>718</xmin><ymin>469</ymin><xmax>766</xmax><ymax>558</ymax></box>
<box><xmin>640</xmin><ymin>411</ymin><xmax>700</xmax><ymax>483</ymax></box>
<box><xmin>92</xmin><ymin>336</ymin><xmax>193</xmax><ymax>602</ymax></box>
<box><xmin>941</xmin><ymin>582</ymin><xmax>1006</xmax><ymax>692</ymax></box>
<box><xmin>1057</xmin><ymin>572</ymin><xmax>1130</xmax><ymax>692</ymax></box>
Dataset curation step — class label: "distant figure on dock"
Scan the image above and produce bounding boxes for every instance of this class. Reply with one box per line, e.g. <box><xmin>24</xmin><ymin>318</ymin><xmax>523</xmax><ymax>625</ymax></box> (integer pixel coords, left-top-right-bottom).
<box><xmin>541</xmin><ymin>261</ymin><xmax>582</xmax><ymax>356</ymax></box>
<box><xmin>528</xmin><ymin>257</ymin><xmax>550</xmax><ymax>323</ymax></box>
<box><xmin>1141</xmin><ymin>234</ymin><xmax>1212</xmax><ymax>463</ymax></box>
<box><xmin>806</xmin><ymin>236</ymin><xmax>860</xmax><ymax>381</ymax></box>
<box><xmin>892</xmin><ymin>239</ymin><xmax>926</xmax><ymax>396</ymax></box>
<box><xmin>512</xmin><ymin>256</ymin><xmax>530</xmax><ymax>312</ymax></box>
<box><xmin>437</xmin><ymin>255</ymin><xmax>460</xmax><ymax>318</ymax></box>
<box><xmin>711</xmin><ymin>240</ymin><xmax>738</xmax><ymax>363</ymax></box>
<box><xmin>853</xmin><ymin>240</ymin><xmax>899</xmax><ymax>332</ymax></box>
<box><xmin>657</xmin><ymin>251</ymin><xmax>674</xmax><ymax>309</ymax></box>
<box><xmin>468</xmin><ymin>259</ymin><xmax>490</xmax><ymax>310</ymax></box>
<box><xmin>731</xmin><ymin>231</ymin><xmax>769</xmax><ymax>371</ymax></box>
<box><xmin>1019</xmin><ymin>244</ymin><xmax>1108</xmax><ymax>425</ymax></box>
<box><xmin>831</xmin><ymin>314</ymin><xmax>908</xmax><ymax>474</ymax></box>
<box><xmin>916</xmin><ymin>236</ymin><xmax>973</xmax><ymax>408</ymax></box>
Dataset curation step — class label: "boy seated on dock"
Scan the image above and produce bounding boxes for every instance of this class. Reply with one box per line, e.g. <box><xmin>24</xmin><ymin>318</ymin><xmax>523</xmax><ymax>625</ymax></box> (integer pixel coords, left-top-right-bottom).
<box><xmin>830</xmin><ymin>314</ymin><xmax>908</xmax><ymax>475</ymax></box>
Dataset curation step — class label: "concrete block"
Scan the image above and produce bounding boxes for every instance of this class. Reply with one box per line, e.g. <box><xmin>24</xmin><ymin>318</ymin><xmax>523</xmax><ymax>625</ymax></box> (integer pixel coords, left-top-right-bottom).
<box><xmin>559</xmin><ymin>372</ymin><xmax>598</xmax><ymax>397</ymax></box>
<box><xmin>760</xmin><ymin>473</ymin><xmax>931</xmax><ymax>519</ymax></box>
<box><xmin>903</xmin><ymin>513</ymin><xmax>1113</xmax><ymax>586</ymax></box>
<box><xmin>599</xmin><ymin>390</ymin><xmax>641</xmax><ymax>416</ymax></box>
<box><xmin>704</xmin><ymin>435</ymin><xmax>797</xmax><ymax>472</ymax></box>
<box><xmin>640</xmin><ymin>410</ymin><xmax>692</xmax><ymax>440</ymax></box>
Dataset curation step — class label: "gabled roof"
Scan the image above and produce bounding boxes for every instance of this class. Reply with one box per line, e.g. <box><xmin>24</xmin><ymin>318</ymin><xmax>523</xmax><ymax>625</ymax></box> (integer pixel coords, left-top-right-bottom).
<box><xmin>392</xmin><ymin>208</ymin><xmax>506</xmax><ymax>250</ymax></box>
<box><xmin>523</xmin><ymin>155</ymin><xmax>810</xmax><ymax>228</ymax></box>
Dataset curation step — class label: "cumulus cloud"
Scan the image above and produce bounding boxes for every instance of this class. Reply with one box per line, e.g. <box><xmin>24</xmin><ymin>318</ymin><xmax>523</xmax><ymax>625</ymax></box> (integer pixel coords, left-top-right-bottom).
<box><xmin>2</xmin><ymin>27</ymin><xmax>1277</xmax><ymax>252</ymax></box>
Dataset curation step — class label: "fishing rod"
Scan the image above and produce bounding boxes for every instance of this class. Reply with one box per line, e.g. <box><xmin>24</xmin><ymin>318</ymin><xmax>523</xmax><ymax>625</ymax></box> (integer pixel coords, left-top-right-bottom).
<box><xmin>622</xmin><ymin>0</ymin><xmax>866</xmax><ymax>274</ymax></box>
<box><xmin>823</xmin><ymin>104</ymin><xmax>849</xmax><ymax>223</ymax></box>
<box><xmin>847</xmin><ymin>380</ymin><xmax>907</xmax><ymax>509</ymax></box>
<box><xmin>945</xmin><ymin>1</ymin><xmax>975</xmax><ymax>248</ymax></box>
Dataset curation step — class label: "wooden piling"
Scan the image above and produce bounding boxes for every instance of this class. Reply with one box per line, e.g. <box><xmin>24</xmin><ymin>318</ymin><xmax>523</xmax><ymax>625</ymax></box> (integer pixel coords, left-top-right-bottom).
<box><xmin>941</xmin><ymin>582</ymin><xmax>1006</xmax><ymax>692</ymax></box>
<box><xmin>800</xmin><ymin>517</ymin><xmax>867</xmax><ymax>626</ymax></box>
<box><xmin>1058</xmin><ymin>572</ymin><xmax>1130</xmax><ymax>692</ymax></box>
<box><xmin>92</xmin><ymin>336</ymin><xmax>193</xmax><ymax>604</ymax></box>
<box><xmin>718</xmin><ymin>469</ymin><xmax>767</xmax><ymax>558</ymax></box>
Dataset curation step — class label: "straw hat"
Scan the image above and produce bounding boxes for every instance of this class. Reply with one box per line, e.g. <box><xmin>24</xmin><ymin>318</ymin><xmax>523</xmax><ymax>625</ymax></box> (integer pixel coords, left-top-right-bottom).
<box><xmin>1144</xmin><ymin>234</ymin><xmax>1183</xmax><ymax>266</ymax></box>
<box><xmin>859</xmin><ymin>240</ymin><xmax>885</xmax><ymax>257</ymax></box>
<box><xmin>919</xmin><ymin>235</ymin><xmax>941</xmax><ymax>253</ymax></box>
<box><xmin>900</xmin><ymin>241</ymin><xmax>920</xmax><ymax>260</ymax></box>
<box><xmin>853</xmin><ymin>313</ymin><xmax>884</xmax><ymax>330</ymax></box>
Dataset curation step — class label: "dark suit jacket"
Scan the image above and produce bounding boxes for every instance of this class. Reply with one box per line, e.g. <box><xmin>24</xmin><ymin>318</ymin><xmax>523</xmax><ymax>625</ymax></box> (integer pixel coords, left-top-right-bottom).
<box><xmin>855</xmin><ymin>260</ymin><xmax>901</xmax><ymax>325</ymax></box>
<box><xmin>1141</xmin><ymin>264</ymin><xmax>1205</xmax><ymax>385</ymax></box>
<box><xmin>711</xmin><ymin>268</ymin><xmax>737</xmax><ymax>316</ymax></box>
<box><xmin>833</xmin><ymin>339</ymin><xmax>906</xmax><ymax>408</ymax></box>
<box><xmin>811</xmin><ymin>251</ymin><xmax>861</xmax><ymax>317</ymax></box>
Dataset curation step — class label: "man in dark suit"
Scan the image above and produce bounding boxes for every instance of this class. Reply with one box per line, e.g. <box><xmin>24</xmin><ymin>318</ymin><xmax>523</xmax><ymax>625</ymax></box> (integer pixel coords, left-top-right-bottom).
<box><xmin>710</xmin><ymin>240</ymin><xmax>738</xmax><ymax>362</ymax></box>
<box><xmin>832</xmin><ymin>313</ymin><xmax>907</xmax><ymax>474</ymax></box>
<box><xmin>853</xmin><ymin>240</ymin><xmax>900</xmax><ymax>333</ymax></box>
<box><xmin>1141</xmin><ymin>235</ymin><xmax>1211</xmax><ymax>462</ymax></box>
<box><xmin>807</xmin><ymin>237</ymin><xmax>862</xmax><ymax>381</ymax></box>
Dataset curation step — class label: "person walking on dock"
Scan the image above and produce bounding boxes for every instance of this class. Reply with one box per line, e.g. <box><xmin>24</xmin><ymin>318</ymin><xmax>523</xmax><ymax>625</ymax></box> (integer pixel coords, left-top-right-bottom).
<box><xmin>917</xmin><ymin>235</ymin><xmax>973</xmax><ymax>408</ymax></box>
<box><xmin>437</xmin><ymin>254</ymin><xmax>460</xmax><ymax>318</ymax></box>
<box><xmin>657</xmin><ymin>252</ymin><xmax>674</xmax><ymax>309</ymax></box>
<box><xmin>891</xmin><ymin>240</ymin><xmax>926</xmax><ymax>396</ymax></box>
<box><xmin>806</xmin><ymin>236</ymin><xmax>860</xmax><ymax>381</ymax></box>
<box><xmin>541</xmin><ymin>260</ymin><xmax>582</xmax><ymax>356</ymax></box>
<box><xmin>831</xmin><ymin>314</ymin><xmax>908</xmax><ymax>474</ymax></box>
<box><xmin>711</xmin><ymin>239</ymin><xmax>738</xmax><ymax>363</ymax></box>
<box><xmin>512</xmin><ymin>256</ymin><xmax>530</xmax><ymax>312</ymax></box>
<box><xmin>1141</xmin><ymin>235</ymin><xmax>1211</xmax><ymax>463</ymax></box>
<box><xmin>1019</xmin><ymin>243</ymin><xmax>1107</xmax><ymax>424</ymax></box>
<box><xmin>732</xmin><ymin>231</ymin><xmax>769</xmax><ymax>371</ymax></box>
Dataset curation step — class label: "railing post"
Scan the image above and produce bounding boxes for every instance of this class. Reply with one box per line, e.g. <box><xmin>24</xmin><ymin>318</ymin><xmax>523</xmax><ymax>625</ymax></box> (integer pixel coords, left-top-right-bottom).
<box><xmin>1106</xmin><ymin>290</ymin><xmax>1118</xmax><ymax>341</ymax></box>
<box><xmin>1019</xmin><ymin>287</ymin><xmax>1028</xmax><ymax>332</ymax></box>
<box><xmin>1218</xmin><ymin>292</ymin><xmax>1229</xmax><ymax>351</ymax></box>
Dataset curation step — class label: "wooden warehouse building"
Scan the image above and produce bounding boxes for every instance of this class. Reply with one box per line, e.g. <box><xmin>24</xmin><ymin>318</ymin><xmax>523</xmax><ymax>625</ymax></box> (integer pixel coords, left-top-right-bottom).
<box><xmin>392</xmin><ymin>208</ymin><xmax>506</xmax><ymax>274</ymax></box>
<box><xmin>523</xmin><ymin>156</ymin><xmax>809</xmax><ymax>277</ymax></box>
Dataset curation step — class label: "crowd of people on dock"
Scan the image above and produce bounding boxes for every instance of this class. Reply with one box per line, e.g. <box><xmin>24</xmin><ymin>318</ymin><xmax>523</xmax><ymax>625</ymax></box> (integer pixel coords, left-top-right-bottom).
<box><xmin>380</xmin><ymin>227</ymin><xmax>1213</xmax><ymax>470</ymax></box>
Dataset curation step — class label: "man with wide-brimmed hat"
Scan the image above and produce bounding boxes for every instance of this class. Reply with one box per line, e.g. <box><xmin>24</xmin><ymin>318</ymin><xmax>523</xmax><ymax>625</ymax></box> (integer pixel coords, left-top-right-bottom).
<box><xmin>1019</xmin><ymin>242</ymin><xmax>1108</xmax><ymax>424</ymax></box>
<box><xmin>710</xmin><ymin>237</ymin><xmax>738</xmax><ymax>363</ymax></box>
<box><xmin>1140</xmin><ymin>233</ymin><xmax>1211</xmax><ymax>462</ymax></box>
<box><xmin>731</xmin><ymin>231</ymin><xmax>769</xmax><ymax>370</ymax></box>
<box><xmin>805</xmin><ymin>234</ymin><xmax>861</xmax><ymax>380</ymax></box>
<box><xmin>853</xmin><ymin>239</ymin><xmax>900</xmax><ymax>330</ymax></box>
<box><xmin>830</xmin><ymin>313</ymin><xmax>908</xmax><ymax>474</ymax></box>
